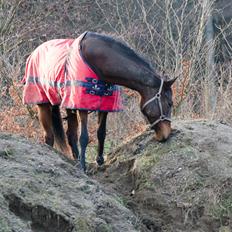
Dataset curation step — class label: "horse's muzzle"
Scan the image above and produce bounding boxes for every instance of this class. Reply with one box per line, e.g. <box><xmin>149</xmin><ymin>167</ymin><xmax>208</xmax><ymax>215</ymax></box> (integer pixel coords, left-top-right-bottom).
<box><xmin>154</xmin><ymin>121</ymin><xmax>171</xmax><ymax>142</ymax></box>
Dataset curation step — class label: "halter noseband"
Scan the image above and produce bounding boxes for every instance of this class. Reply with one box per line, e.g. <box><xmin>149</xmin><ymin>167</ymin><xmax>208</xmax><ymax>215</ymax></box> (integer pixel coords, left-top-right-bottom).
<box><xmin>142</xmin><ymin>79</ymin><xmax>171</xmax><ymax>128</ymax></box>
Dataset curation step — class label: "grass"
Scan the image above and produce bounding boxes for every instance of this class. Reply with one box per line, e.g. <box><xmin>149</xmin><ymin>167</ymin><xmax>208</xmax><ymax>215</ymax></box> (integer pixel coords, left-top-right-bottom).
<box><xmin>0</xmin><ymin>148</ymin><xmax>14</xmax><ymax>159</ymax></box>
<box><xmin>210</xmin><ymin>193</ymin><xmax>232</xmax><ymax>223</ymax></box>
<box><xmin>86</xmin><ymin>140</ymin><xmax>113</xmax><ymax>162</ymax></box>
<box><xmin>0</xmin><ymin>218</ymin><xmax>11</xmax><ymax>232</ymax></box>
<box><xmin>114</xmin><ymin>195</ymin><xmax>129</xmax><ymax>208</ymax></box>
<box><xmin>74</xmin><ymin>216</ymin><xmax>95</xmax><ymax>232</ymax></box>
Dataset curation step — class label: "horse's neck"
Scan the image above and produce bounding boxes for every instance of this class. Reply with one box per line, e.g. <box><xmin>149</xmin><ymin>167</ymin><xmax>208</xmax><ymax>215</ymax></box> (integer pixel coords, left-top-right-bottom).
<box><xmin>104</xmin><ymin>67</ymin><xmax>161</xmax><ymax>96</ymax></box>
<box><xmin>102</xmin><ymin>54</ymin><xmax>161</xmax><ymax>93</ymax></box>
<box><xmin>104</xmin><ymin>67</ymin><xmax>162</xmax><ymax>110</ymax></box>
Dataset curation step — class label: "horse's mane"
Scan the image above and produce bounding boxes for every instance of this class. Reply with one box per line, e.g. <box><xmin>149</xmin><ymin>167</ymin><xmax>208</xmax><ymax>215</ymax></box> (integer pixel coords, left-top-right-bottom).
<box><xmin>88</xmin><ymin>32</ymin><xmax>154</xmax><ymax>72</ymax></box>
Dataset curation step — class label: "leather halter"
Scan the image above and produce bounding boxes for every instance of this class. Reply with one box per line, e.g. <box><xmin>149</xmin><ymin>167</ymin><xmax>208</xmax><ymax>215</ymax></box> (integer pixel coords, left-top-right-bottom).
<box><xmin>142</xmin><ymin>79</ymin><xmax>171</xmax><ymax>128</ymax></box>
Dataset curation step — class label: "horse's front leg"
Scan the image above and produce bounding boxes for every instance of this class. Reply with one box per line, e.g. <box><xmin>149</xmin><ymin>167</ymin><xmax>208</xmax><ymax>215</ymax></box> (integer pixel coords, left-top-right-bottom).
<box><xmin>37</xmin><ymin>103</ymin><xmax>54</xmax><ymax>146</ymax></box>
<box><xmin>66</xmin><ymin>109</ymin><xmax>79</xmax><ymax>160</ymax></box>
<box><xmin>79</xmin><ymin>110</ymin><xmax>89</xmax><ymax>172</ymax></box>
<box><xmin>96</xmin><ymin>111</ymin><xmax>108</xmax><ymax>166</ymax></box>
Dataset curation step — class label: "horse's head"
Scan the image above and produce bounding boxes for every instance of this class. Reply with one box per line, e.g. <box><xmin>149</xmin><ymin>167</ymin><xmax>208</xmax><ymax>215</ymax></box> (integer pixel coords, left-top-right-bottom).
<box><xmin>141</xmin><ymin>78</ymin><xmax>176</xmax><ymax>142</ymax></box>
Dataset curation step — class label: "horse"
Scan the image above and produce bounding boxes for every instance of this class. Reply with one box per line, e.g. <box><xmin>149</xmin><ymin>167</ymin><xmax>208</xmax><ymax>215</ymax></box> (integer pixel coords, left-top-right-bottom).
<box><xmin>22</xmin><ymin>31</ymin><xmax>177</xmax><ymax>172</ymax></box>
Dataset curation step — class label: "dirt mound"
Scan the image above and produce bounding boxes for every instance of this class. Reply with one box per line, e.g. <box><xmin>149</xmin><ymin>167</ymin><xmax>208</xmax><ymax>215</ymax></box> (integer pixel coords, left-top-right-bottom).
<box><xmin>0</xmin><ymin>134</ymin><xmax>141</xmax><ymax>232</ymax></box>
<box><xmin>92</xmin><ymin>120</ymin><xmax>232</xmax><ymax>232</ymax></box>
<box><xmin>1</xmin><ymin>120</ymin><xmax>232</xmax><ymax>232</ymax></box>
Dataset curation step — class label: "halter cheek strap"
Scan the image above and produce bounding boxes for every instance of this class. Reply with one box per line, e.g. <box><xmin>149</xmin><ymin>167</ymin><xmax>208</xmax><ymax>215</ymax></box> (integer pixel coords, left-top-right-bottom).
<box><xmin>142</xmin><ymin>79</ymin><xmax>171</xmax><ymax>128</ymax></box>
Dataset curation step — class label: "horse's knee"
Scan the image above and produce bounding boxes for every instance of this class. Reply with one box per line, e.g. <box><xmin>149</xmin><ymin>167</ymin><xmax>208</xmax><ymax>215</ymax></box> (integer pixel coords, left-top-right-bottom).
<box><xmin>79</xmin><ymin>132</ymin><xmax>88</xmax><ymax>171</ymax></box>
<box><xmin>66</xmin><ymin>130</ymin><xmax>72</xmax><ymax>145</ymax></box>
<box><xmin>80</xmin><ymin>132</ymin><xmax>89</xmax><ymax>148</ymax></box>
<box><xmin>66</xmin><ymin>130</ymin><xmax>76</xmax><ymax>145</ymax></box>
<box><xmin>97</xmin><ymin>127</ymin><xmax>106</xmax><ymax>141</ymax></box>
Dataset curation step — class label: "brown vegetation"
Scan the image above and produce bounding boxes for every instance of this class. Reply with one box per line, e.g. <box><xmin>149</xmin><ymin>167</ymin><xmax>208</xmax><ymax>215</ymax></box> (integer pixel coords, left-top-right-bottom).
<box><xmin>0</xmin><ymin>0</ymin><xmax>232</xmax><ymax>151</ymax></box>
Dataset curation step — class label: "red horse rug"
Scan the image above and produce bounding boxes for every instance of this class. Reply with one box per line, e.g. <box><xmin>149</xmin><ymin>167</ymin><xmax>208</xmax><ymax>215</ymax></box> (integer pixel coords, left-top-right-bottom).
<box><xmin>22</xmin><ymin>33</ymin><xmax>123</xmax><ymax>112</ymax></box>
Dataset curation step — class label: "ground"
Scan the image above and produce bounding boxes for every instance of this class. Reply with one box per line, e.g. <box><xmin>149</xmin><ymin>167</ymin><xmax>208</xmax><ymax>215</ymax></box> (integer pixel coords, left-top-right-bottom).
<box><xmin>0</xmin><ymin>134</ymin><xmax>140</xmax><ymax>232</ymax></box>
<box><xmin>0</xmin><ymin>120</ymin><xmax>232</xmax><ymax>232</ymax></box>
<box><xmin>91</xmin><ymin>120</ymin><xmax>232</xmax><ymax>232</ymax></box>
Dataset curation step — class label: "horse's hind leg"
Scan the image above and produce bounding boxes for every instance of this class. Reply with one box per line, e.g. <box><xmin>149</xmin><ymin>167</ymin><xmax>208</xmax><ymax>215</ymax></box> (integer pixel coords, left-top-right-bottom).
<box><xmin>37</xmin><ymin>103</ymin><xmax>54</xmax><ymax>146</ymax></box>
<box><xmin>79</xmin><ymin>110</ymin><xmax>89</xmax><ymax>172</ymax></box>
<box><xmin>96</xmin><ymin>111</ymin><xmax>108</xmax><ymax>166</ymax></box>
<box><xmin>66</xmin><ymin>109</ymin><xmax>79</xmax><ymax>160</ymax></box>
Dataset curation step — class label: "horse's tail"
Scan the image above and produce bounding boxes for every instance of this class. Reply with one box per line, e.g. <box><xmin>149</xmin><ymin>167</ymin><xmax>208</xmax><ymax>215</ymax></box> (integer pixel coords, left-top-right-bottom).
<box><xmin>51</xmin><ymin>105</ymin><xmax>67</xmax><ymax>152</ymax></box>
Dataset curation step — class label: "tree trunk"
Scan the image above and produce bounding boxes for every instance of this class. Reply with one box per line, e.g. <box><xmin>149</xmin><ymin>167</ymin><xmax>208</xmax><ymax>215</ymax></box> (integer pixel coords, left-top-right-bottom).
<box><xmin>205</xmin><ymin>6</ymin><xmax>217</xmax><ymax>117</ymax></box>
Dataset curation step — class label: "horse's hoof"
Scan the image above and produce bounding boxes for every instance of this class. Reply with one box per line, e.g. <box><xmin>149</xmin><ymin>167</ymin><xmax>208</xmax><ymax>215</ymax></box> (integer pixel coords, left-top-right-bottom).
<box><xmin>75</xmin><ymin>160</ymin><xmax>86</xmax><ymax>173</ymax></box>
<box><xmin>81</xmin><ymin>166</ymin><xmax>87</xmax><ymax>173</ymax></box>
<box><xmin>81</xmin><ymin>164</ymin><xmax>87</xmax><ymax>173</ymax></box>
<box><xmin>96</xmin><ymin>156</ymin><xmax>104</xmax><ymax>166</ymax></box>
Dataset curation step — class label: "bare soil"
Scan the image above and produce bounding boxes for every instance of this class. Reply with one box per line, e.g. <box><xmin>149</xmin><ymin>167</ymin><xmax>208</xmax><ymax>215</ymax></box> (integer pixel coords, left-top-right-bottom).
<box><xmin>90</xmin><ymin>120</ymin><xmax>232</xmax><ymax>232</ymax></box>
<box><xmin>0</xmin><ymin>120</ymin><xmax>232</xmax><ymax>232</ymax></box>
<box><xmin>0</xmin><ymin>134</ymin><xmax>141</xmax><ymax>232</ymax></box>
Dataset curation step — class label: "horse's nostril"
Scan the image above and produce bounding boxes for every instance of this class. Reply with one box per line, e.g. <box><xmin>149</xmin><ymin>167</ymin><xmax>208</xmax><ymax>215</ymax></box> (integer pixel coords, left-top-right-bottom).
<box><xmin>159</xmin><ymin>137</ymin><xmax>168</xmax><ymax>142</ymax></box>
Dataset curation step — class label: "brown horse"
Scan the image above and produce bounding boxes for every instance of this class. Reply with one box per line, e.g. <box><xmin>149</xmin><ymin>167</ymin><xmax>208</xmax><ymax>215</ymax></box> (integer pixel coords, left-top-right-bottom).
<box><xmin>23</xmin><ymin>31</ymin><xmax>177</xmax><ymax>171</ymax></box>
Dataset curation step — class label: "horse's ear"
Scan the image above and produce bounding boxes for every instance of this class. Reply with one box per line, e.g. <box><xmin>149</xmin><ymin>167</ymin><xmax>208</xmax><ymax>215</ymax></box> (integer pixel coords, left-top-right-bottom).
<box><xmin>164</xmin><ymin>77</ymin><xmax>178</xmax><ymax>88</ymax></box>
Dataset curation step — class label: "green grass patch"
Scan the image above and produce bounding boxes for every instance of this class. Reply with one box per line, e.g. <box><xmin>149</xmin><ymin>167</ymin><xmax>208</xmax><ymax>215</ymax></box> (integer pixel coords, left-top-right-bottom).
<box><xmin>86</xmin><ymin>140</ymin><xmax>113</xmax><ymax>162</ymax></box>
<box><xmin>0</xmin><ymin>218</ymin><xmax>11</xmax><ymax>232</ymax></box>
<box><xmin>74</xmin><ymin>216</ymin><xmax>95</xmax><ymax>232</ymax></box>
<box><xmin>210</xmin><ymin>193</ymin><xmax>232</xmax><ymax>222</ymax></box>
<box><xmin>0</xmin><ymin>148</ymin><xmax>14</xmax><ymax>159</ymax></box>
